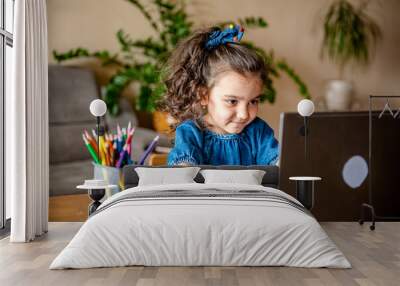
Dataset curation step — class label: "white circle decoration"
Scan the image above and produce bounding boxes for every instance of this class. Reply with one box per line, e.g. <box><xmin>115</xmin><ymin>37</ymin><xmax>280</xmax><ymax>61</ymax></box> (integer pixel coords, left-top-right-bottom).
<box><xmin>297</xmin><ymin>99</ymin><xmax>315</xmax><ymax>117</ymax></box>
<box><xmin>342</xmin><ymin>155</ymin><xmax>368</xmax><ymax>188</ymax></box>
<box><xmin>89</xmin><ymin>99</ymin><xmax>107</xmax><ymax>117</ymax></box>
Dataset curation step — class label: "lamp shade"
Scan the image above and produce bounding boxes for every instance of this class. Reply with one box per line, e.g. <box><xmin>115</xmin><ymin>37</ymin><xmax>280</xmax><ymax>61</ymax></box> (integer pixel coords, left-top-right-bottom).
<box><xmin>297</xmin><ymin>99</ymin><xmax>315</xmax><ymax>117</ymax></box>
<box><xmin>89</xmin><ymin>99</ymin><xmax>107</xmax><ymax>117</ymax></box>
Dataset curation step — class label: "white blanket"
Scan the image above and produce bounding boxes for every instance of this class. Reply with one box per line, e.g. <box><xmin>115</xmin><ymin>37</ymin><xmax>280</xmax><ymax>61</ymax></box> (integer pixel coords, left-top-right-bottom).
<box><xmin>50</xmin><ymin>183</ymin><xmax>351</xmax><ymax>269</ymax></box>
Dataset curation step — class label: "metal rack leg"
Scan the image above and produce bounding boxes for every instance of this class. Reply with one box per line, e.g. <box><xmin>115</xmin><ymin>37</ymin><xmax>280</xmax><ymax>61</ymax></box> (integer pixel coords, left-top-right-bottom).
<box><xmin>359</xmin><ymin>203</ymin><xmax>376</xmax><ymax>231</ymax></box>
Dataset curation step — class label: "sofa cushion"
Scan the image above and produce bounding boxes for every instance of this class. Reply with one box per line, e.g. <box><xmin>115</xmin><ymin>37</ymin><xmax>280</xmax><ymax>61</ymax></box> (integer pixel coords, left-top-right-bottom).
<box><xmin>50</xmin><ymin>160</ymin><xmax>94</xmax><ymax>196</ymax></box>
<box><xmin>49</xmin><ymin>65</ymin><xmax>99</xmax><ymax>124</ymax></box>
<box><xmin>50</xmin><ymin>123</ymin><xmax>97</xmax><ymax>163</ymax></box>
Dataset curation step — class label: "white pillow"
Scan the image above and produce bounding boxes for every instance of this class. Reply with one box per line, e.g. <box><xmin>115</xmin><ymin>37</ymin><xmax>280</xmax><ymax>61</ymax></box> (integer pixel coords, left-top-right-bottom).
<box><xmin>135</xmin><ymin>167</ymin><xmax>201</xmax><ymax>186</ymax></box>
<box><xmin>200</xmin><ymin>169</ymin><xmax>266</xmax><ymax>185</ymax></box>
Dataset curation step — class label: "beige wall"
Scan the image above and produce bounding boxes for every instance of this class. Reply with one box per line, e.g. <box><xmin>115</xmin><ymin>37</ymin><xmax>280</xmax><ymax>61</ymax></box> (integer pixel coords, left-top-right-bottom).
<box><xmin>47</xmin><ymin>0</ymin><xmax>400</xmax><ymax>133</ymax></box>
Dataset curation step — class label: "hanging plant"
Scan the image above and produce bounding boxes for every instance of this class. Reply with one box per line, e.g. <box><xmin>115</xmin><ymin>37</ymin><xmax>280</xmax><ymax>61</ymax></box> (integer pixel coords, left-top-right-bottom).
<box><xmin>321</xmin><ymin>0</ymin><xmax>382</xmax><ymax>77</ymax></box>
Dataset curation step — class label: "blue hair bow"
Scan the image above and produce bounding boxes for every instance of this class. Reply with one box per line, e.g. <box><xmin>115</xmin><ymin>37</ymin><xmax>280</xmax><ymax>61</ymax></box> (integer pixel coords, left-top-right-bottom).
<box><xmin>205</xmin><ymin>24</ymin><xmax>245</xmax><ymax>50</ymax></box>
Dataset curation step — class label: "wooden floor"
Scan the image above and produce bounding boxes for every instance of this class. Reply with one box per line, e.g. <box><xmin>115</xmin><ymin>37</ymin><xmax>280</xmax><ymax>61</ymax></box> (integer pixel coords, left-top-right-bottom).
<box><xmin>0</xmin><ymin>222</ymin><xmax>399</xmax><ymax>286</ymax></box>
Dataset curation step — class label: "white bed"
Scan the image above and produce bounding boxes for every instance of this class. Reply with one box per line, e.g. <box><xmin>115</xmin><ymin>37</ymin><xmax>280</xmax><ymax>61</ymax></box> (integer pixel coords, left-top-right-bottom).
<box><xmin>50</xmin><ymin>183</ymin><xmax>351</xmax><ymax>269</ymax></box>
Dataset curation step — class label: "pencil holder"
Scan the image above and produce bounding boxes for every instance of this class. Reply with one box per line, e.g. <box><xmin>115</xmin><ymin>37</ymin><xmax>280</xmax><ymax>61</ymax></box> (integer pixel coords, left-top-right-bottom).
<box><xmin>93</xmin><ymin>163</ymin><xmax>124</xmax><ymax>198</ymax></box>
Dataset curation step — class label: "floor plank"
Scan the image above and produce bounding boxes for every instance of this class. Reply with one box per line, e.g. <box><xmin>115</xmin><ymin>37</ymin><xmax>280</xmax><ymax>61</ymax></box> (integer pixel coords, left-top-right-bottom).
<box><xmin>0</xmin><ymin>222</ymin><xmax>399</xmax><ymax>286</ymax></box>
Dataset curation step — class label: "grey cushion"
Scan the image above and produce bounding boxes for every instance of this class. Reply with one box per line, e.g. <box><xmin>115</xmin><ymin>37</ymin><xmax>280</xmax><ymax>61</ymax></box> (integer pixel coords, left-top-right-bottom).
<box><xmin>50</xmin><ymin>160</ymin><xmax>94</xmax><ymax>196</ymax></box>
<box><xmin>49</xmin><ymin>65</ymin><xmax>100</xmax><ymax>124</ymax></box>
<box><xmin>123</xmin><ymin>165</ymin><xmax>280</xmax><ymax>189</ymax></box>
<box><xmin>50</xmin><ymin>123</ymin><xmax>96</xmax><ymax>164</ymax></box>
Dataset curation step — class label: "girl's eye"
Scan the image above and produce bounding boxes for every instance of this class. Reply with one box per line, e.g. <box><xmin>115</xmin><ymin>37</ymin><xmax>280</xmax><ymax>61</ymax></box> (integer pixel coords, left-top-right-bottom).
<box><xmin>250</xmin><ymin>99</ymin><xmax>260</xmax><ymax>105</ymax></box>
<box><xmin>226</xmin><ymin>99</ymin><xmax>238</xmax><ymax>105</ymax></box>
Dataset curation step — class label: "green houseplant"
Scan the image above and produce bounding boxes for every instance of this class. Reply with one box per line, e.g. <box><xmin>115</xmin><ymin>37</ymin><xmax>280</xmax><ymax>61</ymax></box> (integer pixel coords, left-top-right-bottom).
<box><xmin>321</xmin><ymin>0</ymin><xmax>381</xmax><ymax>110</ymax></box>
<box><xmin>54</xmin><ymin>0</ymin><xmax>311</xmax><ymax>117</ymax></box>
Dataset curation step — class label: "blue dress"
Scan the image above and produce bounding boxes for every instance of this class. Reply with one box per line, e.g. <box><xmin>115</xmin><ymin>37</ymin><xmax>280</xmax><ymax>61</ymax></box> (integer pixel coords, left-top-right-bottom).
<box><xmin>168</xmin><ymin>117</ymin><xmax>279</xmax><ymax>166</ymax></box>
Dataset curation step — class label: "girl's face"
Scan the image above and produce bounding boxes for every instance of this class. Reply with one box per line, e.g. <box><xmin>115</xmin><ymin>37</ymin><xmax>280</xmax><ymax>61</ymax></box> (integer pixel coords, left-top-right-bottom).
<box><xmin>201</xmin><ymin>71</ymin><xmax>263</xmax><ymax>134</ymax></box>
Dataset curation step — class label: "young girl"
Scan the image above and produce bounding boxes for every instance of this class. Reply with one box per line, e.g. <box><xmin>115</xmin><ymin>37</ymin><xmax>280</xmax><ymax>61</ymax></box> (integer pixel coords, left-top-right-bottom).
<box><xmin>161</xmin><ymin>25</ymin><xmax>279</xmax><ymax>166</ymax></box>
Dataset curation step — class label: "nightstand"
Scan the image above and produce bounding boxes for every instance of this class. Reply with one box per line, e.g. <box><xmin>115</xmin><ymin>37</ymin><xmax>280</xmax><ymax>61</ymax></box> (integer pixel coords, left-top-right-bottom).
<box><xmin>289</xmin><ymin>177</ymin><xmax>322</xmax><ymax>210</ymax></box>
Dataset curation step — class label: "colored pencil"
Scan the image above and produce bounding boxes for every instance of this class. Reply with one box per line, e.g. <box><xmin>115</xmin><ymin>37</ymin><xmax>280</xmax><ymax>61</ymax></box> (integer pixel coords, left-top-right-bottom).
<box><xmin>116</xmin><ymin>145</ymin><xmax>128</xmax><ymax>168</ymax></box>
<box><xmin>138</xmin><ymin>135</ymin><xmax>160</xmax><ymax>165</ymax></box>
<box><xmin>99</xmin><ymin>135</ymin><xmax>108</xmax><ymax>165</ymax></box>
<box><xmin>92</xmin><ymin>129</ymin><xmax>97</xmax><ymax>140</ymax></box>
<box><xmin>82</xmin><ymin>134</ymin><xmax>100</xmax><ymax>164</ymax></box>
<box><xmin>127</xmin><ymin>121</ymin><xmax>131</xmax><ymax>134</ymax></box>
<box><xmin>104</xmin><ymin>142</ymin><xmax>111</xmax><ymax>166</ymax></box>
<box><xmin>117</xmin><ymin>124</ymin><xmax>122</xmax><ymax>141</ymax></box>
<box><xmin>84</xmin><ymin>130</ymin><xmax>99</xmax><ymax>154</ymax></box>
<box><xmin>127</xmin><ymin>143</ymin><xmax>131</xmax><ymax>156</ymax></box>
<box><xmin>125</xmin><ymin>127</ymin><xmax>135</xmax><ymax>164</ymax></box>
<box><xmin>115</xmin><ymin>127</ymin><xmax>135</xmax><ymax>168</ymax></box>
<box><xmin>122</xmin><ymin>128</ymin><xmax>127</xmax><ymax>142</ymax></box>
<box><xmin>117</xmin><ymin>125</ymin><xmax>123</xmax><ymax>153</ymax></box>
<box><xmin>107</xmin><ymin>134</ymin><xmax>114</xmax><ymax>165</ymax></box>
<box><xmin>113</xmin><ymin>141</ymin><xmax>118</xmax><ymax>166</ymax></box>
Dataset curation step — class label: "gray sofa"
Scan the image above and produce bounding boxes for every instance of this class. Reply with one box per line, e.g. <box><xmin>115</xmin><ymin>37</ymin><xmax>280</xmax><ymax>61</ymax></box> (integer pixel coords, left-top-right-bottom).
<box><xmin>49</xmin><ymin>65</ymin><xmax>171</xmax><ymax>196</ymax></box>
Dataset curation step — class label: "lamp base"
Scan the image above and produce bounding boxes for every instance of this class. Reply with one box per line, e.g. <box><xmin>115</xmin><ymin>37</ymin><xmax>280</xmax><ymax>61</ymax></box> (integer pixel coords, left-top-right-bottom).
<box><xmin>289</xmin><ymin>177</ymin><xmax>321</xmax><ymax>210</ymax></box>
<box><xmin>88</xmin><ymin>188</ymin><xmax>105</xmax><ymax>215</ymax></box>
<box><xmin>296</xmin><ymin>180</ymin><xmax>314</xmax><ymax>210</ymax></box>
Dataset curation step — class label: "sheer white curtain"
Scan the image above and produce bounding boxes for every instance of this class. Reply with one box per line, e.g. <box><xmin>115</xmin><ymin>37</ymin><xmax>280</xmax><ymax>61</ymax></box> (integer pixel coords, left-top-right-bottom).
<box><xmin>7</xmin><ymin>0</ymin><xmax>49</xmax><ymax>242</ymax></box>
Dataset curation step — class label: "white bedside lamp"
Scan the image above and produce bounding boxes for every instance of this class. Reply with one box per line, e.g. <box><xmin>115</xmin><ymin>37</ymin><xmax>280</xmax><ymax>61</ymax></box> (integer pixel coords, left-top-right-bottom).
<box><xmin>297</xmin><ymin>99</ymin><xmax>315</xmax><ymax>117</ymax></box>
<box><xmin>297</xmin><ymin>99</ymin><xmax>315</xmax><ymax>163</ymax></box>
<box><xmin>290</xmin><ymin>99</ymin><xmax>320</xmax><ymax>210</ymax></box>
<box><xmin>90</xmin><ymin>99</ymin><xmax>107</xmax><ymax>159</ymax></box>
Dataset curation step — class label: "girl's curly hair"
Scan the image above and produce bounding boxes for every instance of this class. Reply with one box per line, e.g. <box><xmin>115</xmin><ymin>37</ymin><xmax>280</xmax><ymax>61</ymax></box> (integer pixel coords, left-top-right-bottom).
<box><xmin>159</xmin><ymin>27</ymin><xmax>267</xmax><ymax>130</ymax></box>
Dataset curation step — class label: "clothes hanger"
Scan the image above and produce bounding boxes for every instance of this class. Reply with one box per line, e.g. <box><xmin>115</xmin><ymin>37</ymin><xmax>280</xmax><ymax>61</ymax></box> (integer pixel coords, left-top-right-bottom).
<box><xmin>378</xmin><ymin>97</ymin><xmax>394</xmax><ymax>119</ymax></box>
<box><xmin>394</xmin><ymin>108</ymin><xmax>400</xmax><ymax>119</ymax></box>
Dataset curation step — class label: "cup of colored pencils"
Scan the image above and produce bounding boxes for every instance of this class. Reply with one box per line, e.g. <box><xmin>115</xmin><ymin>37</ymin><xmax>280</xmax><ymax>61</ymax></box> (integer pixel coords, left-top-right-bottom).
<box><xmin>82</xmin><ymin>121</ymin><xmax>161</xmax><ymax>193</ymax></box>
<box><xmin>82</xmin><ymin>122</ymin><xmax>136</xmax><ymax>169</ymax></box>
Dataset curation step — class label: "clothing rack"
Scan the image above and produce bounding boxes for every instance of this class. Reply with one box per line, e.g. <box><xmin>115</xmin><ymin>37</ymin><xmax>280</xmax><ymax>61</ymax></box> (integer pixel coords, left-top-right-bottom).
<box><xmin>359</xmin><ymin>95</ymin><xmax>400</xmax><ymax>230</ymax></box>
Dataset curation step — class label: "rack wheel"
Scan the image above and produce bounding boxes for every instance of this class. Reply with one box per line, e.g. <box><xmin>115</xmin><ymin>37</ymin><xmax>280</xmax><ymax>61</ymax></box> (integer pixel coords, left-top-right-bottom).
<box><xmin>370</xmin><ymin>225</ymin><xmax>375</xmax><ymax>231</ymax></box>
<box><xmin>358</xmin><ymin>219</ymin><xmax>364</xmax><ymax>225</ymax></box>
